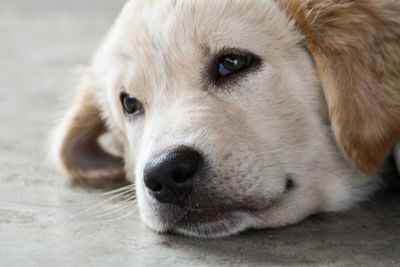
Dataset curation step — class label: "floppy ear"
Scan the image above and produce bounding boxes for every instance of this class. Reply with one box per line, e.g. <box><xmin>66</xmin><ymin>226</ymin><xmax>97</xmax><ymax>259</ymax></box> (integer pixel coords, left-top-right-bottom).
<box><xmin>280</xmin><ymin>0</ymin><xmax>400</xmax><ymax>173</ymax></box>
<box><xmin>51</xmin><ymin>71</ymin><xmax>125</xmax><ymax>180</ymax></box>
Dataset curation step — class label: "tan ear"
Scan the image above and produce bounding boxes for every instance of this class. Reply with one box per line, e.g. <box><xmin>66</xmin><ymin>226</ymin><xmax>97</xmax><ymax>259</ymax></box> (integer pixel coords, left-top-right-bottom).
<box><xmin>279</xmin><ymin>0</ymin><xmax>400</xmax><ymax>173</ymax></box>
<box><xmin>51</xmin><ymin>72</ymin><xmax>125</xmax><ymax>180</ymax></box>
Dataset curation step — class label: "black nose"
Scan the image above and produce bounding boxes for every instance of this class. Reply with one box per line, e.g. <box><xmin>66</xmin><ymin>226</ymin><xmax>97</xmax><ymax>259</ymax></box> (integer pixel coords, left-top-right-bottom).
<box><xmin>143</xmin><ymin>147</ymin><xmax>202</xmax><ymax>206</ymax></box>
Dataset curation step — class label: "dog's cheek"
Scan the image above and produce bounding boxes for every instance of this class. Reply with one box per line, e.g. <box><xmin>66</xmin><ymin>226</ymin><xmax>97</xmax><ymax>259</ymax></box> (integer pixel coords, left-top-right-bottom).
<box><xmin>132</xmin><ymin>157</ymin><xmax>164</xmax><ymax>231</ymax></box>
<box><xmin>136</xmin><ymin>184</ymin><xmax>167</xmax><ymax>232</ymax></box>
<box><xmin>192</xmin><ymin>127</ymin><xmax>286</xmax><ymax>203</ymax></box>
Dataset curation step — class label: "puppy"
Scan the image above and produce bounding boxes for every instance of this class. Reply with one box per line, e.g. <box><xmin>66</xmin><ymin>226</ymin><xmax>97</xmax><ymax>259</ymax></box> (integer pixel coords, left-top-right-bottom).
<box><xmin>51</xmin><ymin>0</ymin><xmax>400</xmax><ymax>237</ymax></box>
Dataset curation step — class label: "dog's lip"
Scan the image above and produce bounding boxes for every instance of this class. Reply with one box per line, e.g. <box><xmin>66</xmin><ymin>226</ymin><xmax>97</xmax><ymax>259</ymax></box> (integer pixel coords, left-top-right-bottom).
<box><xmin>170</xmin><ymin>209</ymin><xmax>232</xmax><ymax>237</ymax></box>
<box><xmin>170</xmin><ymin>200</ymin><xmax>275</xmax><ymax>237</ymax></box>
<box><xmin>178</xmin><ymin>209</ymin><xmax>233</xmax><ymax>224</ymax></box>
<box><xmin>181</xmin><ymin>202</ymin><xmax>272</xmax><ymax>222</ymax></box>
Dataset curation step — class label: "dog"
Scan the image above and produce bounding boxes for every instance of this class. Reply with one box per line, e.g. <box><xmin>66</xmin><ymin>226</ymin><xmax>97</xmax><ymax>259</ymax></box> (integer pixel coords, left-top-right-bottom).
<box><xmin>51</xmin><ymin>0</ymin><xmax>400</xmax><ymax>238</ymax></box>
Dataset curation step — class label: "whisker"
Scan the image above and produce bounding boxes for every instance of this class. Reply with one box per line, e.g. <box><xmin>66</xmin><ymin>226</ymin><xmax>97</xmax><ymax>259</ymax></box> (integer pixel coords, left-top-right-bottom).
<box><xmin>68</xmin><ymin>190</ymin><xmax>136</xmax><ymax>222</ymax></box>
<box><xmin>93</xmin><ymin>203</ymin><xmax>137</xmax><ymax>219</ymax></box>
<box><xmin>100</xmin><ymin>184</ymin><xmax>136</xmax><ymax>196</ymax></box>
<box><xmin>117</xmin><ymin>195</ymin><xmax>137</xmax><ymax>205</ymax></box>
<box><xmin>86</xmin><ymin>194</ymin><xmax>136</xmax><ymax>216</ymax></box>
<box><xmin>102</xmin><ymin>210</ymin><xmax>137</xmax><ymax>223</ymax></box>
<box><xmin>93</xmin><ymin>198</ymin><xmax>137</xmax><ymax>219</ymax></box>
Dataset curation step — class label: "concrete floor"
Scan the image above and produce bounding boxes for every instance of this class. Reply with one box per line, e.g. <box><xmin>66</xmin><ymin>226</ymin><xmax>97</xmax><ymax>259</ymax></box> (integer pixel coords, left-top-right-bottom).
<box><xmin>1</xmin><ymin>0</ymin><xmax>399</xmax><ymax>266</ymax></box>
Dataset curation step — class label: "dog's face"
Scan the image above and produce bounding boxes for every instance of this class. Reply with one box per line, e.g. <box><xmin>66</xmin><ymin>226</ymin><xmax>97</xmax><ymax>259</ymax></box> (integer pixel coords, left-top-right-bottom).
<box><xmin>52</xmin><ymin>0</ymin><xmax>400</xmax><ymax>237</ymax></box>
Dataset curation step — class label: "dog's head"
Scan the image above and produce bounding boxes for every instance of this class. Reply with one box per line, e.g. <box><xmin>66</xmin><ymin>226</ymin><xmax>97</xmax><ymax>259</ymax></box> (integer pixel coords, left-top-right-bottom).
<box><xmin>51</xmin><ymin>0</ymin><xmax>400</xmax><ymax>237</ymax></box>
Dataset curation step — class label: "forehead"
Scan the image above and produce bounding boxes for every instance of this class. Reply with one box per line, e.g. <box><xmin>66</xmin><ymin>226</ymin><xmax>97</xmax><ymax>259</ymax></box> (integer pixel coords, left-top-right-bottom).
<box><xmin>100</xmin><ymin>0</ymin><xmax>299</xmax><ymax>91</ymax></box>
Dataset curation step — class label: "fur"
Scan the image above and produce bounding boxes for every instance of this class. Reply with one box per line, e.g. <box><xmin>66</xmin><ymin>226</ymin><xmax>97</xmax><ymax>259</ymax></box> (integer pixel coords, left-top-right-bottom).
<box><xmin>50</xmin><ymin>0</ymin><xmax>399</xmax><ymax>237</ymax></box>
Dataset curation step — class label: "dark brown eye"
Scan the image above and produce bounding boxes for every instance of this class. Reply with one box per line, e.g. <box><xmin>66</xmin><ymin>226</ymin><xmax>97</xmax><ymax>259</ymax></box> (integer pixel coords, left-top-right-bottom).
<box><xmin>218</xmin><ymin>54</ymin><xmax>252</xmax><ymax>76</ymax></box>
<box><xmin>120</xmin><ymin>92</ymin><xmax>144</xmax><ymax>116</ymax></box>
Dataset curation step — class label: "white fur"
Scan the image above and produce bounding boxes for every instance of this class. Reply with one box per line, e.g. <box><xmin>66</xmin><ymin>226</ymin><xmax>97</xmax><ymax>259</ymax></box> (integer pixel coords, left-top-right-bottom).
<box><xmin>52</xmin><ymin>0</ymin><xmax>379</xmax><ymax>238</ymax></box>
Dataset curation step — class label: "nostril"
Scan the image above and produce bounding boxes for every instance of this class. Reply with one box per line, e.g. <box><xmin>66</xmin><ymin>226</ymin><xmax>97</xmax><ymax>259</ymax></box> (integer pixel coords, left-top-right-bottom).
<box><xmin>146</xmin><ymin>179</ymin><xmax>163</xmax><ymax>192</ymax></box>
<box><xmin>143</xmin><ymin>147</ymin><xmax>202</xmax><ymax>205</ymax></box>
<box><xmin>172</xmin><ymin>168</ymin><xmax>189</xmax><ymax>184</ymax></box>
<box><xmin>171</xmin><ymin>159</ymin><xmax>198</xmax><ymax>184</ymax></box>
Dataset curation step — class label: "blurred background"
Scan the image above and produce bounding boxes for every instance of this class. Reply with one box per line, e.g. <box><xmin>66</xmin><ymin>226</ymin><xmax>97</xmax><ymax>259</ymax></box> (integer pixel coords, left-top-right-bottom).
<box><xmin>0</xmin><ymin>0</ymin><xmax>125</xmax><ymax>159</ymax></box>
<box><xmin>0</xmin><ymin>1</ymin><xmax>399</xmax><ymax>266</ymax></box>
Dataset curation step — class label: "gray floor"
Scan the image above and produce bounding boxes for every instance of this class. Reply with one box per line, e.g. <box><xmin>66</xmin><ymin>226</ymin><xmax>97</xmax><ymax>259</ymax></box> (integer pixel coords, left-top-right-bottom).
<box><xmin>1</xmin><ymin>1</ymin><xmax>399</xmax><ymax>266</ymax></box>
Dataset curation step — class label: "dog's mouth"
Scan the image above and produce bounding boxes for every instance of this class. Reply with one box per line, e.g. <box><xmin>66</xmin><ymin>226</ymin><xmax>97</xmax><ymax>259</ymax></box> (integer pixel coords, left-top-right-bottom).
<box><xmin>172</xmin><ymin>209</ymin><xmax>251</xmax><ymax>237</ymax></box>
<box><xmin>164</xmin><ymin>200</ymin><xmax>276</xmax><ymax>238</ymax></box>
<box><xmin>146</xmin><ymin>176</ymin><xmax>295</xmax><ymax>237</ymax></box>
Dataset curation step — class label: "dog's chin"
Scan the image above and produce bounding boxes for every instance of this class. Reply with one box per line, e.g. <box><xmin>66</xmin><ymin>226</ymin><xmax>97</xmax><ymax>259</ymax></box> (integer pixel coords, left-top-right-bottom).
<box><xmin>171</xmin><ymin>209</ymin><xmax>257</xmax><ymax>238</ymax></box>
<box><xmin>147</xmin><ymin>201</ymin><xmax>275</xmax><ymax>238</ymax></box>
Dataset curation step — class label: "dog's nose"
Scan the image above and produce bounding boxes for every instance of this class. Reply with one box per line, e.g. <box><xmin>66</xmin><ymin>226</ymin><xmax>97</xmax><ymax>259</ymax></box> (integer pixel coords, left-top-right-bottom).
<box><xmin>143</xmin><ymin>147</ymin><xmax>202</xmax><ymax>206</ymax></box>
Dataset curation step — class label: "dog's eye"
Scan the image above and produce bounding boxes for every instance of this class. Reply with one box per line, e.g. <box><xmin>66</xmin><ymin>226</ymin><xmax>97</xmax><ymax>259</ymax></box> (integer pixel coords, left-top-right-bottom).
<box><xmin>120</xmin><ymin>93</ymin><xmax>144</xmax><ymax>116</ymax></box>
<box><xmin>218</xmin><ymin>54</ymin><xmax>252</xmax><ymax>76</ymax></box>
